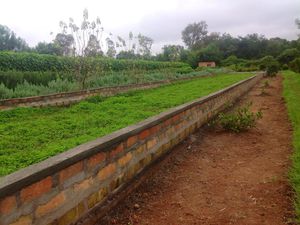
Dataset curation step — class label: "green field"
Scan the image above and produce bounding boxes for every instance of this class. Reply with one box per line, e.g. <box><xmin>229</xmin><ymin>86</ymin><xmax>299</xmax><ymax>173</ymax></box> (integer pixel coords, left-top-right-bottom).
<box><xmin>0</xmin><ymin>73</ymin><xmax>253</xmax><ymax>176</ymax></box>
<box><xmin>283</xmin><ymin>71</ymin><xmax>300</xmax><ymax>220</ymax></box>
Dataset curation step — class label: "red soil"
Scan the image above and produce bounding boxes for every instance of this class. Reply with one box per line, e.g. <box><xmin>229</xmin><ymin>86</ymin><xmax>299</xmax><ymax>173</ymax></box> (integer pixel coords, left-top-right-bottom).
<box><xmin>97</xmin><ymin>76</ymin><xmax>294</xmax><ymax>225</ymax></box>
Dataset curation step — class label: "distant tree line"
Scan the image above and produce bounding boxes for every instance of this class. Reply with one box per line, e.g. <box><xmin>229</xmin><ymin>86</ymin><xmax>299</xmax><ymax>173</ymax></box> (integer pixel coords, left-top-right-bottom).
<box><xmin>157</xmin><ymin>20</ymin><xmax>300</xmax><ymax>69</ymax></box>
<box><xmin>1</xmin><ymin>11</ymin><xmax>300</xmax><ymax>71</ymax></box>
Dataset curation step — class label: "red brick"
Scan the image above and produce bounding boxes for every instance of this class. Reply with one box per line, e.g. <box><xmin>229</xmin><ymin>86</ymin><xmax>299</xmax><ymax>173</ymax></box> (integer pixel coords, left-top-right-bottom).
<box><xmin>87</xmin><ymin>192</ymin><xmax>99</xmax><ymax>209</ymax></box>
<box><xmin>127</xmin><ymin>135</ymin><xmax>138</xmax><ymax>148</ymax></box>
<box><xmin>59</xmin><ymin>161</ymin><xmax>83</xmax><ymax>183</ymax></box>
<box><xmin>10</xmin><ymin>215</ymin><xmax>32</xmax><ymax>225</ymax></box>
<box><xmin>150</xmin><ymin>125</ymin><xmax>160</xmax><ymax>135</ymax></box>
<box><xmin>163</xmin><ymin>118</ymin><xmax>172</xmax><ymax>127</ymax></box>
<box><xmin>179</xmin><ymin>111</ymin><xmax>185</xmax><ymax>118</ymax></box>
<box><xmin>97</xmin><ymin>163</ymin><xmax>116</xmax><ymax>181</ymax></box>
<box><xmin>88</xmin><ymin>152</ymin><xmax>106</xmax><ymax>168</ymax></box>
<box><xmin>36</xmin><ymin>192</ymin><xmax>66</xmax><ymax>217</ymax></box>
<box><xmin>73</xmin><ymin>177</ymin><xmax>93</xmax><ymax>192</ymax></box>
<box><xmin>146</xmin><ymin>138</ymin><xmax>157</xmax><ymax>150</ymax></box>
<box><xmin>58</xmin><ymin>202</ymin><xmax>85</xmax><ymax>225</ymax></box>
<box><xmin>21</xmin><ymin>176</ymin><xmax>52</xmax><ymax>202</ymax></box>
<box><xmin>172</xmin><ymin>114</ymin><xmax>180</xmax><ymax>122</ymax></box>
<box><xmin>138</xmin><ymin>129</ymin><xmax>150</xmax><ymax>140</ymax></box>
<box><xmin>175</xmin><ymin>123</ymin><xmax>181</xmax><ymax>131</ymax></box>
<box><xmin>118</xmin><ymin>152</ymin><xmax>132</xmax><ymax>167</ymax></box>
<box><xmin>0</xmin><ymin>195</ymin><xmax>16</xmax><ymax>214</ymax></box>
<box><xmin>109</xmin><ymin>143</ymin><xmax>123</xmax><ymax>158</ymax></box>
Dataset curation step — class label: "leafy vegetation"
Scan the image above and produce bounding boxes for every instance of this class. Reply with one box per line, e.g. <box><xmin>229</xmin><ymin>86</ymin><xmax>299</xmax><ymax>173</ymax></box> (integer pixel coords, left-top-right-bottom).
<box><xmin>217</xmin><ymin>102</ymin><xmax>262</xmax><ymax>133</ymax></box>
<box><xmin>0</xmin><ymin>51</ymin><xmax>191</xmax><ymax>73</ymax></box>
<box><xmin>282</xmin><ymin>71</ymin><xmax>300</xmax><ymax>220</ymax></box>
<box><xmin>0</xmin><ymin>73</ymin><xmax>252</xmax><ymax>176</ymax></box>
<box><xmin>290</xmin><ymin>58</ymin><xmax>300</xmax><ymax>73</ymax></box>
<box><xmin>266</xmin><ymin>61</ymin><xmax>280</xmax><ymax>76</ymax></box>
<box><xmin>0</xmin><ymin>68</ymin><xmax>232</xmax><ymax>99</ymax></box>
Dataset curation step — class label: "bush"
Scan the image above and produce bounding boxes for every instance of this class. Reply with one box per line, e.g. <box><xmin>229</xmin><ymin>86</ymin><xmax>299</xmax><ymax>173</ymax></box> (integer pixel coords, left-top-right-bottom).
<box><xmin>266</xmin><ymin>61</ymin><xmax>280</xmax><ymax>77</ymax></box>
<box><xmin>277</xmin><ymin>48</ymin><xmax>300</xmax><ymax>65</ymax></box>
<box><xmin>11</xmin><ymin>81</ymin><xmax>51</xmax><ymax>98</ymax></box>
<box><xmin>259</xmin><ymin>56</ymin><xmax>276</xmax><ymax>70</ymax></box>
<box><xmin>0</xmin><ymin>83</ymin><xmax>13</xmax><ymax>99</ymax></box>
<box><xmin>289</xmin><ymin>58</ymin><xmax>300</xmax><ymax>73</ymax></box>
<box><xmin>217</xmin><ymin>103</ymin><xmax>262</xmax><ymax>132</ymax></box>
<box><xmin>47</xmin><ymin>79</ymin><xmax>79</xmax><ymax>93</ymax></box>
<box><xmin>282</xmin><ymin>64</ymin><xmax>289</xmax><ymax>70</ymax></box>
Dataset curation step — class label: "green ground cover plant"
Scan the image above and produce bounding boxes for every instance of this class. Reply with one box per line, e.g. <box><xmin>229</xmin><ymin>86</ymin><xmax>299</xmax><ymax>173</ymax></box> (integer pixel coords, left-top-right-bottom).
<box><xmin>0</xmin><ymin>68</ymin><xmax>228</xmax><ymax>99</ymax></box>
<box><xmin>282</xmin><ymin>70</ymin><xmax>300</xmax><ymax>220</ymax></box>
<box><xmin>0</xmin><ymin>73</ymin><xmax>252</xmax><ymax>176</ymax></box>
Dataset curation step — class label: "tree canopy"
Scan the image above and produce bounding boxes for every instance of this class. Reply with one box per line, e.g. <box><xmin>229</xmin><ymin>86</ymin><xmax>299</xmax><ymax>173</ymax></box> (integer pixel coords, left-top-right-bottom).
<box><xmin>0</xmin><ymin>25</ymin><xmax>29</xmax><ymax>51</ymax></box>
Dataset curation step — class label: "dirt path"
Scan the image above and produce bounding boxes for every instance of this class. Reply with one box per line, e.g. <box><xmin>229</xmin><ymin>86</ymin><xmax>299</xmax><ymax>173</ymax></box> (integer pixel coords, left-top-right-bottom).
<box><xmin>97</xmin><ymin>76</ymin><xmax>294</xmax><ymax>225</ymax></box>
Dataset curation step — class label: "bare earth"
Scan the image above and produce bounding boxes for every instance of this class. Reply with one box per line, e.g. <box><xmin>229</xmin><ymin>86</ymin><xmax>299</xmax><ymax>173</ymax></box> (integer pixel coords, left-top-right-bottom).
<box><xmin>97</xmin><ymin>76</ymin><xmax>294</xmax><ymax>225</ymax></box>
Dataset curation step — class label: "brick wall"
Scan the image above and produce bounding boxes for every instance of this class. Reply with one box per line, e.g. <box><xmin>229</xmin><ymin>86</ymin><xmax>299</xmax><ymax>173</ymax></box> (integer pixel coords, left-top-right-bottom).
<box><xmin>0</xmin><ymin>74</ymin><xmax>262</xmax><ymax>225</ymax></box>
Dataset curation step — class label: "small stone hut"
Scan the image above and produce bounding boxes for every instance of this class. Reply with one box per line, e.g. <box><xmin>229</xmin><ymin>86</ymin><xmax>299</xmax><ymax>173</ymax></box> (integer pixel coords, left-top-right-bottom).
<box><xmin>198</xmin><ymin>61</ymin><xmax>216</xmax><ymax>68</ymax></box>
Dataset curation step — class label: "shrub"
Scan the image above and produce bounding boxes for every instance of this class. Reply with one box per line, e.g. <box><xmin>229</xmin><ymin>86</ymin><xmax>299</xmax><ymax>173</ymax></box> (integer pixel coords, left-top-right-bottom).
<box><xmin>0</xmin><ymin>83</ymin><xmax>13</xmax><ymax>99</ymax></box>
<box><xmin>289</xmin><ymin>58</ymin><xmax>300</xmax><ymax>73</ymax></box>
<box><xmin>282</xmin><ymin>64</ymin><xmax>289</xmax><ymax>70</ymax></box>
<box><xmin>217</xmin><ymin>103</ymin><xmax>262</xmax><ymax>132</ymax></box>
<box><xmin>263</xmin><ymin>80</ymin><xmax>270</xmax><ymax>88</ymax></box>
<box><xmin>266</xmin><ymin>61</ymin><xmax>280</xmax><ymax>77</ymax></box>
<box><xmin>47</xmin><ymin>78</ymin><xmax>79</xmax><ymax>93</ymax></box>
<box><xmin>12</xmin><ymin>81</ymin><xmax>51</xmax><ymax>98</ymax></box>
<box><xmin>259</xmin><ymin>56</ymin><xmax>276</xmax><ymax>70</ymax></box>
<box><xmin>277</xmin><ymin>48</ymin><xmax>300</xmax><ymax>65</ymax></box>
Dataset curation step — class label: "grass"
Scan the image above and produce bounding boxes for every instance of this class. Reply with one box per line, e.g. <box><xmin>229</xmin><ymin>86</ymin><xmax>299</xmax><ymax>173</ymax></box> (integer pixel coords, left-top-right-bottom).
<box><xmin>282</xmin><ymin>70</ymin><xmax>300</xmax><ymax>220</ymax></box>
<box><xmin>0</xmin><ymin>73</ymin><xmax>253</xmax><ymax>176</ymax></box>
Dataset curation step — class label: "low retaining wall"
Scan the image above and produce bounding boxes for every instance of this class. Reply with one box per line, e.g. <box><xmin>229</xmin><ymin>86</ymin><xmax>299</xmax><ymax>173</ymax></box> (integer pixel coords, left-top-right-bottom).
<box><xmin>0</xmin><ymin>73</ymin><xmax>262</xmax><ymax>225</ymax></box>
<box><xmin>0</xmin><ymin>75</ymin><xmax>210</xmax><ymax>110</ymax></box>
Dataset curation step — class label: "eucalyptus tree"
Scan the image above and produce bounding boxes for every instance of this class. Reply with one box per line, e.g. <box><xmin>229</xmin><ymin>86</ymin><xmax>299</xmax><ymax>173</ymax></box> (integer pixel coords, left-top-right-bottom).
<box><xmin>0</xmin><ymin>24</ymin><xmax>29</xmax><ymax>51</ymax></box>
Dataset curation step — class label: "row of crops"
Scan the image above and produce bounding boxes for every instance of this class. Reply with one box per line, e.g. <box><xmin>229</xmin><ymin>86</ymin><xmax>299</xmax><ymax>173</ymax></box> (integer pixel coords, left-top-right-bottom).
<box><xmin>0</xmin><ymin>52</ymin><xmax>201</xmax><ymax>99</ymax></box>
<box><xmin>0</xmin><ymin>51</ymin><xmax>192</xmax><ymax>72</ymax></box>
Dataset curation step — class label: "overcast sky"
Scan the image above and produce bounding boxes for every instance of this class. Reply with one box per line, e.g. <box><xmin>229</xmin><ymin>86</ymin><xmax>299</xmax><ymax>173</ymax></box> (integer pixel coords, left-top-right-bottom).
<box><xmin>1</xmin><ymin>0</ymin><xmax>299</xmax><ymax>53</ymax></box>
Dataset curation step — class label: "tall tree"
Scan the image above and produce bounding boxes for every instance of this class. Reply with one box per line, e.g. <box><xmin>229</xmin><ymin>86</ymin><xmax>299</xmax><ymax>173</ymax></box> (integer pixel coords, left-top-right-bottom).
<box><xmin>137</xmin><ymin>33</ymin><xmax>153</xmax><ymax>58</ymax></box>
<box><xmin>35</xmin><ymin>42</ymin><xmax>62</xmax><ymax>55</ymax></box>
<box><xmin>106</xmin><ymin>35</ymin><xmax>116</xmax><ymax>58</ymax></box>
<box><xmin>160</xmin><ymin>45</ymin><xmax>185</xmax><ymax>61</ymax></box>
<box><xmin>181</xmin><ymin>21</ymin><xmax>208</xmax><ymax>49</ymax></box>
<box><xmin>57</xmin><ymin>9</ymin><xmax>104</xmax><ymax>57</ymax></box>
<box><xmin>54</xmin><ymin>9</ymin><xmax>105</xmax><ymax>89</ymax></box>
<box><xmin>0</xmin><ymin>24</ymin><xmax>29</xmax><ymax>51</ymax></box>
<box><xmin>236</xmin><ymin>34</ymin><xmax>267</xmax><ymax>59</ymax></box>
<box><xmin>53</xmin><ymin>33</ymin><xmax>74</xmax><ymax>56</ymax></box>
<box><xmin>296</xmin><ymin>18</ymin><xmax>300</xmax><ymax>36</ymax></box>
<box><xmin>115</xmin><ymin>32</ymin><xmax>136</xmax><ymax>59</ymax></box>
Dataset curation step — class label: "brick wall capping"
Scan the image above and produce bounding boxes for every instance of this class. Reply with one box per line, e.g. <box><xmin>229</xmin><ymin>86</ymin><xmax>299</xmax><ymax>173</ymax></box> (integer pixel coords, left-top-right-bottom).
<box><xmin>0</xmin><ymin>74</ymin><xmax>259</xmax><ymax>199</ymax></box>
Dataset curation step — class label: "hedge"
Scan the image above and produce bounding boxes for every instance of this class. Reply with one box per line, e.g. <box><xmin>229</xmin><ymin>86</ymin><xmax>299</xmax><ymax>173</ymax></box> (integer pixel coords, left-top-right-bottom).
<box><xmin>0</xmin><ymin>51</ymin><xmax>191</xmax><ymax>73</ymax></box>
